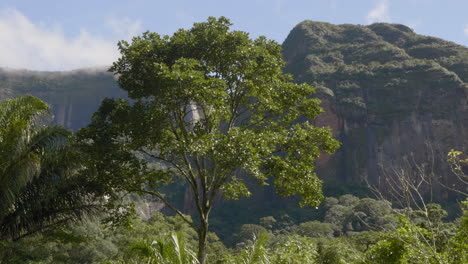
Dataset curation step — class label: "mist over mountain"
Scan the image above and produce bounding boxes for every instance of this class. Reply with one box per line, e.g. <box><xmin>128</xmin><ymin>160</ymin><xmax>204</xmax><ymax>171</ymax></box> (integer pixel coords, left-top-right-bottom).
<box><xmin>0</xmin><ymin>67</ymin><xmax>123</xmax><ymax>130</ymax></box>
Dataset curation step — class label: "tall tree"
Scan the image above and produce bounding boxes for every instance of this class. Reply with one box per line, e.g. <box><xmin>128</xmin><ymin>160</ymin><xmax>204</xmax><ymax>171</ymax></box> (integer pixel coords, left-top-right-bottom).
<box><xmin>79</xmin><ymin>17</ymin><xmax>339</xmax><ymax>263</ymax></box>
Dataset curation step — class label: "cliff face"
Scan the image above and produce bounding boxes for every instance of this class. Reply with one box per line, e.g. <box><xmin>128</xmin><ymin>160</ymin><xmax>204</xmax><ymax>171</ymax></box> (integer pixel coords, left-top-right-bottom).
<box><xmin>0</xmin><ymin>68</ymin><xmax>124</xmax><ymax>131</ymax></box>
<box><xmin>283</xmin><ymin>21</ymin><xmax>468</xmax><ymax>188</ymax></box>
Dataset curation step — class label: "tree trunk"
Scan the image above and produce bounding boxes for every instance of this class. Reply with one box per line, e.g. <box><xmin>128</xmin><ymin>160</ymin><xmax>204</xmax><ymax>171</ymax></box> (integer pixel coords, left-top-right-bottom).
<box><xmin>197</xmin><ymin>221</ymin><xmax>208</xmax><ymax>264</ymax></box>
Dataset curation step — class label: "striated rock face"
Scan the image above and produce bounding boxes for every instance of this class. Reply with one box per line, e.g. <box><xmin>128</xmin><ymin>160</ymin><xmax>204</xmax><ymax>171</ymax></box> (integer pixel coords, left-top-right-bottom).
<box><xmin>0</xmin><ymin>68</ymin><xmax>124</xmax><ymax>131</ymax></box>
<box><xmin>283</xmin><ymin>21</ymin><xmax>468</xmax><ymax>190</ymax></box>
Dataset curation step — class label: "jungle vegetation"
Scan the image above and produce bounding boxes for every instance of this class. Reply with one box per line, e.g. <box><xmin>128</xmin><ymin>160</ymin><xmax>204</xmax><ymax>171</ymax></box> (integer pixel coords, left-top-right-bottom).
<box><xmin>0</xmin><ymin>17</ymin><xmax>467</xmax><ymax>264</ymax></box>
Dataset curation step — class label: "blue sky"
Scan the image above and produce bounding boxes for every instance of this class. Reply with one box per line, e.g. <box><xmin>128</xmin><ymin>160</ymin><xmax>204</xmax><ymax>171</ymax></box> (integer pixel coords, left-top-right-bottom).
<box><xmin>1</xmin><ymin>0</ymin><xmax>467</xmax><ymax>71</ymax></box>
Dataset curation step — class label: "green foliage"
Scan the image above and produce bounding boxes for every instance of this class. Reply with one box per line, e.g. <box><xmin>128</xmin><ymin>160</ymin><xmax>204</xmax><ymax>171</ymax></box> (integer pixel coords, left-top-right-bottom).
<box><xmin>258</xmin><ymin>217</ymin><xmax>277</xmax><ymax>230</ymax></box>
<box><xmin>269</xmin><ymin>236</ymin><xmax>317</xmax><ymax>264</ymax></box>
<box><xmin>0</xmin><ymin>95</ymin><xmax>49</xmax><ymax>217</ymax></box>
<box><xmin>348</xmin><ymin>231</ymin><xmax>381</xmax><ymax>252</ymax></box>
<box><xmin>323</xmin><ymin>195</ymin><xmax>393</xmax><ymax>234</ymax></box>
<box><xmin>1</xmin><ymin>194</ymin><xmax>465</xmax><ymax>264</ymax></box>
<box><xmin>447</xmin><ymin>150</ymin><xmax>468</xmax><ymax>196</ymax></box>
<box><xmin>231</xmin><ymin>231</ymin><xmax>270</xmax><ymax>264</ymax></box>
<box><xmin>0</xmin><ymin>96</ymin><xmax>101</xmax><ymax>245</ymax></box>
<box><xmin>235</xmin><ymin>225</ymin><xmax>268</xmax><ymax>247</ymax></box>
<box><xmin>447</xmin><ymin>199</ymin><xmax>468</xmax><ymax>264</ymax></box>
<box><xmin>79</xmin><ymin>16</ymin><xmax>339</xmax><ymax>263</ymax></box>
<box><xmin>293</xmin><ymin>221</ymin><xmax>334</xmax><ymax>238</ymax></box>
<box><xmin>365</xmin><ymin>236</ymin><xmax>407</xmax><ymax>264</ymax></box>
<box><xmin>126</xmin><ymin>231</ymin><xmax>199</xmax><ymax>264</ymax></box>
<box><xmin>0</xmin><ymin>212</ymin><xmax>202</xmax><ymax>264</ymax></box>
<box><xmin>314</xmin><ymin>237</ymin><xmax>364</xmax><ymax>264</ymax></box>
<box><xmin>365</xmin><ymin>213</ymin><xmax>453</xmax><ymax>264</ymax></box>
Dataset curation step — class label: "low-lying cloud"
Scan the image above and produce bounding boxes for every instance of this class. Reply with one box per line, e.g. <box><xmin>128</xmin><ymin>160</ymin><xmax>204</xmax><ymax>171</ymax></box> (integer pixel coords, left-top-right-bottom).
<box><xmin>367</xmin><ymin>0</ymin><xmax>391</xmax><ymax>24</ymax></box>
<box><xmin>0</xmin><ymin>9</ymin><xmax>140</xmax><ymax>71</ymax></box>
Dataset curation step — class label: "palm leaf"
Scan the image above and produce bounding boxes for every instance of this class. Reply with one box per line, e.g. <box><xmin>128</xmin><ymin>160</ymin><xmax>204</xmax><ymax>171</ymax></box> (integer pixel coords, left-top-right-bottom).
<box><xmin>0</xmin><ymin>96</ymin><xmax>50</xmax><ymax>219</ymax></box>
<box><xmin>239</xmin><ymin>231</ymin><xmax>270</xmax><ymax>264</ymax></box>
<box><xmin>0</xmin><ymin>96</ymin><xmax>101</xmax><ymax>241</ymax></box>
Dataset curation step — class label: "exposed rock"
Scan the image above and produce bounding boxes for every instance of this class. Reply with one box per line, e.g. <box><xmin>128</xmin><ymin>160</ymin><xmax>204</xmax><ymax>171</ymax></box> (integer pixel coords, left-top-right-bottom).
<box><xmin>0</xmin><ymin>68</ymin><xmax>124</xmax><ymax>131</ymax></box>
<box><xmin>283</xmin><ymin>21</ymin><xmax>468</xmax><ymax>192</ymax></box>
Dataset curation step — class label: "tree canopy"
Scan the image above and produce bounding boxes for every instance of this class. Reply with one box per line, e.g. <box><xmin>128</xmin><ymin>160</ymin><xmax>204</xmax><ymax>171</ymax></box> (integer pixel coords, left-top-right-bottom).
<box><xmin>78</xmin><ymin>16</ymin><xmax>339</xmax><ymax>263</ymax></box>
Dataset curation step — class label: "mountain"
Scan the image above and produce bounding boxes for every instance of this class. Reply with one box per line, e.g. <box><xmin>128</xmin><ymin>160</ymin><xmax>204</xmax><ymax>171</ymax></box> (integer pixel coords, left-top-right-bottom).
<box><xmin>1</xmin><ymin>21</ymin><xmax>467</xmax><ymax>198</ymax></box>
<box><xmin>0</xmin><ymin>67</ymin><xmax>124</xmax><ymax>131</ymax></box>
<box><xmin>283</xmin><ymin>21</ymin><xmax>468</xmax><ymax>195</ymax></box>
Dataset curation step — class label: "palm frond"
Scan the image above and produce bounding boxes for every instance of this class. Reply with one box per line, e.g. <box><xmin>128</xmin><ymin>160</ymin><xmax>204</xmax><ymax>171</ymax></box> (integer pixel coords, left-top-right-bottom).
<box><xmin>0</xmin><ymin>96</ymin><xmax>50</xmax><ymax>219</ymax></box>
<box><xmin>0</xmin><ymin>96</ymin><xmax>100</xmax><ymax>241</ymax></box>
<box><xmin>238</xmin><ymin>231</ymin><xmax>270</xmax><ymax>264</ymax></box>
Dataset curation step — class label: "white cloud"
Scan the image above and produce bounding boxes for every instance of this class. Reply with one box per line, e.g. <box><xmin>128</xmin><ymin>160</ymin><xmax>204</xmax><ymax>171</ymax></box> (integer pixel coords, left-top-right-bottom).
<box><xmin>0</xmin><ymin>9</ymin><xmax>142</xmax><ymax>71</ymax></box>
<box><xmin>464</xmin><ymin>24</ymin><xmax>468</xmax><ymax>36</ymax></box>
<box><xmin>366</xmin><ymin>0</ymin><xmax>392</xmax><ymax>24</ymax></box>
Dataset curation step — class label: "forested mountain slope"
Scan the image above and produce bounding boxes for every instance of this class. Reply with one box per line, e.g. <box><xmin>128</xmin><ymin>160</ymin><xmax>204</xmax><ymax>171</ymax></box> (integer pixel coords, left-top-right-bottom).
<box><xmin>1</xmin><ymin>21</ymin><xmax>467</xmax><ymax>196</ymax></box>
<box><xmin>0</xmin><ymin>68</ymin><xmax>124</xmax><ymax>130</ymax></box>
<box><xmin>283</xmin><ymin>21</ymin><xmax>468</xmax><ymax>193</ymax></box>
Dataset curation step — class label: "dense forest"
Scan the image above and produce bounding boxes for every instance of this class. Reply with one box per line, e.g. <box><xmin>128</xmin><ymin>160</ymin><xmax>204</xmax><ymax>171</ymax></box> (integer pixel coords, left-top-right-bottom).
<box><xmin>1</xmin><ymin>17</ymin><xmax>467</xmax><ymax>263</ymax></box>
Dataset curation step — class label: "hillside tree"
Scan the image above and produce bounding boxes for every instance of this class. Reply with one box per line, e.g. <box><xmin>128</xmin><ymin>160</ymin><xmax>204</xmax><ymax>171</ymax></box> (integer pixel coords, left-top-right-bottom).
<box><xmin>78</xmin><ymin>17</ymin><xmax>339</xmax><ymax>263</ymax></box>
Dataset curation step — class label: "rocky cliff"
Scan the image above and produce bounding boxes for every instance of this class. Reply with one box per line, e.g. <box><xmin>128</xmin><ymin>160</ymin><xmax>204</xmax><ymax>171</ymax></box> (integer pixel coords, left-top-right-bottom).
<box><xmin>0</xmin><ymin>68</ymin><xmax>124</xmax><ymax>131</ymax></box>
<box><xmin>283</xmin><ymin>21</ymin><xmax>468</xmax><ymax>192</ymax></box>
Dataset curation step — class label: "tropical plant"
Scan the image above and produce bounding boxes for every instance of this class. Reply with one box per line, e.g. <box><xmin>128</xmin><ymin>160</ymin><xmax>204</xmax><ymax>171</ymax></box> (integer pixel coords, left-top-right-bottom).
<box><xmin>447</xmin><ymin>198</ymin><xmax>468</xmax><ymax>264</ymax></box>
<box><xmin>269</xmin><ymin>235</ymin><xmax>317</xmax><ymax>264</ymax></box>
<box><xmin>365</xmin><ymin>214</ymin><xmax>452</xmax><ymax>264</ymax></box>
<box><xmin>127</xmin><ymin>231</ymin><xmax>199</xmax><ymax>264</ymax></box>
<box><xmin>0</xmin><ymin>95</ymin><xmax>100</xmax><ymax>244</ymax></box>
<box><xmin>223</xmin><ymin>231</ymin><xmax>270</xmax><ymax>264</ymax></box>
<box><xmin>0</xmin><ymin>95</ymin><xmax>51</xmax><ymax>220</ymax></box>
